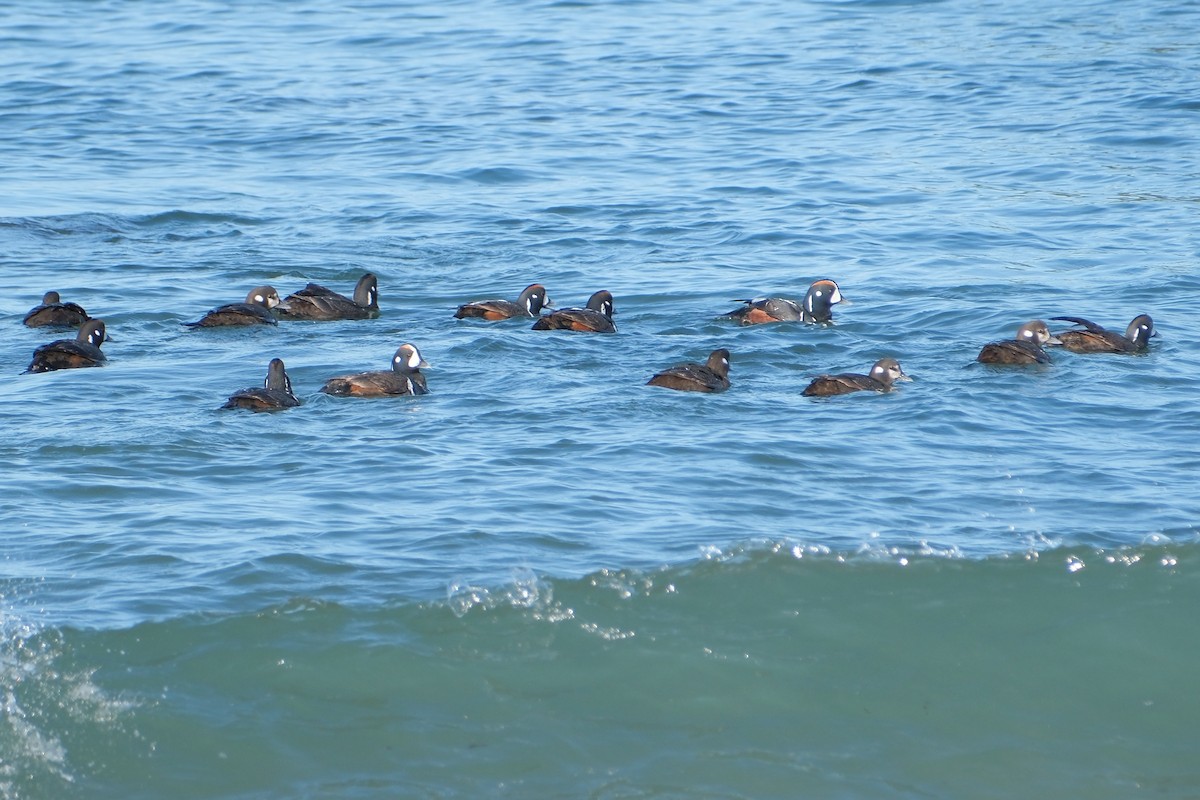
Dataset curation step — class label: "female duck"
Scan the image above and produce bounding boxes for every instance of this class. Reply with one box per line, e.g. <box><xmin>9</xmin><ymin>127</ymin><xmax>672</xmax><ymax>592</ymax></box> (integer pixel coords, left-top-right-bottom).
<box><xmin>27</xmin><ymin>320</ymin><xmax>107</xmax><ymax>373</ymax></box>
<box><xmin>977</xmin><ymin>320</ymin><xmax>1060</xmax><ymax>365</ymax></box>
<box><xmin>187</xmin><ymin>286</ymin><xmax>282</xmax><ymax>327</ymax></box>
<box><xmin>802</xmin><ymin>357</ymin><xmax>910</xmax><ymax>396</ymax></box>
<box><xmin>24</xmin><ymin>291</ymin><xmax>92</xmax><ymax>328</ymax></box>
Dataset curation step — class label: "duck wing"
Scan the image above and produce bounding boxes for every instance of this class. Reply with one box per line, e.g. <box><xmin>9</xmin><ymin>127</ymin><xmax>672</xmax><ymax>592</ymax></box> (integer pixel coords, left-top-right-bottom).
<box><xmin>1051</xmin><ymin>316</ymin><xmax>1106</xmax><ymax>333</ymax></box>
<box><xmin>977</xmin><ymin>339</ymin><xmax>1050</xmax><ymax>364</ymax></box>
<box><xmin>647</xmin><ymin>363</ymin><xmax>728</xmax><ymax>392</ymax></box>
<box><xmin>321</xmin><ymin>371</ymin><xmax>414</xmax><ymax>396</ymax></box>
<box><xmin>802</xmin><ymin>373</ymin><xmax>882</xmax><ymax>396</ymax></box>
<box><xmin>531</xmin><ymin>308</ymin><xmax>616</xmax><ymax>332</ymax></box>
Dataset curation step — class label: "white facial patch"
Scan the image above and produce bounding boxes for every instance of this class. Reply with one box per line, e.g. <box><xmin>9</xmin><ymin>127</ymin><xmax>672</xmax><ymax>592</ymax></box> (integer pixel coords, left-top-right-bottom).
<box><xmin>407</xmin><ymin>349</ymin><xmax>422</xmax><ymax>369</ymax></box>
<box><xmin>254</xmin><ymin>294</ymin><xmax>265</xmax><ymax>303</ymax></box>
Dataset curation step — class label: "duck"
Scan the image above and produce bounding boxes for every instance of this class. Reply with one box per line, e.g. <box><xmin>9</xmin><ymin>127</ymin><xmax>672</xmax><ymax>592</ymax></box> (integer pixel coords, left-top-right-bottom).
<box><xmin>1050</xmin><ymin>314</ymin><xmax>1155</xmax><ymax>353</ymax></box>
<box><xmin>531</xmin><ymin>290</ymin><xmax>615</xmax><ymax>332</ymax></box>
<box><xmin>26</xmin><ymin>319</ymin><xmax>107</xmax><ymax>373</ymax></box>
<box><xmin>976</xmin><ymin>320</ymin><xmax>1060</xmax><ymax>365</ymax></box>
<box><xmin>187</xmin><ymin>286</ymin><xmax>281</xmax><ymax>327</ymax></box>
<box><xmin>221</xmin><ymin>358</ymin><xmax>301</xmax><ymax>411</ymax></box>
<box><xmin>320</xmin><ymin>343</ymin><xmax>429</xmax><ymax>397</ymax></box>
<box><xmin>647</xmin><ymin>349</ymin><xmax>731</xmax><ymax>393</ymax></box>
<box><xmin>724</xmin><ymin>279</ymin><xmax>845</xmax><ymax>325</ymax></box>
<box><xmin>23</xmin><ymin>291</ymin><xmax>92</xmax><ymax>328</ymax></box>
<box><xmin>454</xmin><ymin>283</ymin><xmax>549</xmax><ymax>320</ymax></box>
<box><xmin>802</xmin><ymin>357</ymin><xmax>910</xmax><ymax>397</ymax></box>
<box><xmin>276</xmin><ymin>273</ymin><xmax>379</xmax><ymax>321</ymax></box>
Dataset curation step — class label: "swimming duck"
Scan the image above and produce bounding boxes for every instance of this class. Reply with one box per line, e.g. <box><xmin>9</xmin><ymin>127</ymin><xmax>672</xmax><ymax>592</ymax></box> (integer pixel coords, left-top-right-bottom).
<box><xmin>320</xmin><ymin>343</ymin><xmax>429</xmax><ymax>397</ymax></box>
<box><xmin>454</xmin><ymin>283</ymin><xmax>549</xmax><ymax>320</ymax></box>
<box><xmin>276</xmin><ymin>273</ymin><xmax>379</xmax><ymax>320</ymax></box>
<box><xmin>531</xmin><ymin>290</ymin><xmax>615</xmax><ymax>332</ymax></box>
<box><xmin>647</xmin><ymin>349</ymin><xmax>731</xmax><ymax>393</ymax></box>
<box><xmin>802</xmin><ymin>357</ymin><xmax>910</xmax><ymax>397</ymax></box>
<box><xmin>187</xmin><ymin>286</ymin><xmax>281</xmax><ymax>327</ymax></box>
<box><xmin>1050</xmin><ymin>314</ymin><xmax>1155</xmax><ymax>353</ymax></box>
<box><xmin>977</xmin><ymin>320</ymin><xmax>1060</xmax><ymax>365</ymax></box>
<box><xmin>26</xmin><ymin>319</ymin><xmax>107</xmax><ymax>373</ymax></box>
<box><xmin>221</xmin><ymin>358</ymin><xmax>301</xmax><ymax>411</ymax></box>
<box><xmin>724</xmin><ymin>279</ymin><xmax>845</xmax><ymax>325</ymax></box>
<box><xmin>23</xmin><ymin>291</ymin><xmax>92</xmax><ymax>328</ymax></box>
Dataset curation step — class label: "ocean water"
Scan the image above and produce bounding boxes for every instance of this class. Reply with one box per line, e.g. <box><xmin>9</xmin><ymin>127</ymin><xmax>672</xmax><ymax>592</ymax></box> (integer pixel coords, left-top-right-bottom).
<box><xmin>2</xmin><ymin>0</ymin><xmax>1199</xmax><ymax>797</ymax></box>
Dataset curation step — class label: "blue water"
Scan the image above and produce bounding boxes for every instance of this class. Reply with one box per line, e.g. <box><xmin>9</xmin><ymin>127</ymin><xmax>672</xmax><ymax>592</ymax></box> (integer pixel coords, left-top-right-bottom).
<box><xmin>3</xmin><ymin>0</ymin><xmax>1199</xmax><ymax>797</ymax></box>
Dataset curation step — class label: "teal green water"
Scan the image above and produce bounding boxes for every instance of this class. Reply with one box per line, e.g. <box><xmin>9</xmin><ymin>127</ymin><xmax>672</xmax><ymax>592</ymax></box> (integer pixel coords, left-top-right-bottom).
<box><xmin>3</xmin><ymin>0</ymin><xmax>1199</xmax><ymax>796</ymax></box>
<box><xmin>6</xmin><ymin>548</ymin><xmax>1199</xmax><ymax>798</ymax></box>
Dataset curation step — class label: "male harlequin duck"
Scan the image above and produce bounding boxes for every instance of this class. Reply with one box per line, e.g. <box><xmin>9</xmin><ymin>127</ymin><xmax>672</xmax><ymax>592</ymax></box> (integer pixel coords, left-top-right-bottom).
<box><xmin>647</xmin><ymin>349</ymin><xmax>731</xmax><ymax>393</ymax></box>
<box><xmin>187</xmin><ymin>286</ymin><xmax>282</xmax><ymax>327</ymax></box>
<box><xmin>531</xmin><ymin>290</ymin><xmax>615</xmax><ymax>332</ymax></box>
<box><xmin>320</xmin><ymin>343</ymin><xmax>429</xmax><ymax>397</ymax></box>
<box><xmin>23</xmin><ymin>291</ymin><xmax>92</xmax><ymax>328</ymax></box>
<box><xmin>221</xmin><ymin>358</ymin><xmax>301</xmax><ymax>411</ymax></box>
<box><xmin>977</xmin><ymin>320</ymin><xmax>1060</xmax><ymax>365</ymax></box>
<box><xmin>276</xmin><ymin>273</ymin><xmax>379</xmax><ymax>321</ymax></box>
<box><xmin>724</xmin><ymin>279</ymin><xmax>845</xmax><ymax>325</ymax></box>
<box><xmin>26</xmin><ymin>319</ymin><xmax>107</xmax><ymax>373</ymax></box>
<box><xmin>454</xmin><ymin>283</ymin><xmax>549</xmax><ymax>320</ymax></box>
<box><xmin>802</xmin><ymin>357</ymin><xmax>910</xmax><ymax>397</ymax></box>
<box><xmin>1050</xmin><ymin>314</ymin><xmax>1155</xmax><ymax>353</ymax></box>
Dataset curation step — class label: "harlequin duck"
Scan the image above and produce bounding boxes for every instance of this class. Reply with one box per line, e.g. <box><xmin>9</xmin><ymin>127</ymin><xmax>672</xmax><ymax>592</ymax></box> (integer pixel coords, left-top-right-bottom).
<box><xmin>647</xmin><ymin>349</ymin><xmax>731</xmax><ymax>393</ymax></box>
<box><xmin>320</xmin><ymin>343</ymin><xmax>429</xmax><ymax>397</ymax></box>
<box><xmin>187</xmin><ymin>286</ymin><xmax>281</xmax><ymax>327</ymax></box>
<box><xmin>802</xmin><ymin>357</ymin><xmax>910</xmax><ymax>397</ymax></box>
<box><xmin>276</xmin><ymin>273</ymin><xmax>379</xmax><ymax>320</ymax></box>
<box><xmin>977</xmin><ymin>320</ymin><xmax>1060</xmax><ymax>365</ymax></box>
<box><xmin>221</xmin><ymin>358</ymin><xmax>301</xmax><ymax>411</ymax></box>
<box><xmin>1050</xmin><ymin>314</ymin><xmax>1155</xmax><ymax>353</ymax></box>
<box><xmin>724</xmin><ymin>279</ymin><xmax>845</xmax><ymax>325</ymax></box>
<box><xmin>26</xmin><ymin>319</ymin><xmax>107</xmax><ymax>373</ymax></box>
<box><xmin>531</xmin><ymin>290</ymin><xmax>615</xmax><ymax>332</ymax></box>
<box><xmin>23</xmin><ymin>291</ymin><xmax>92</xmax><ymax>328</ymax></box>
<box><xmin>454</xmin><ymin>283</ymin><xmax>549</xmax><ymax>320</ymax></box>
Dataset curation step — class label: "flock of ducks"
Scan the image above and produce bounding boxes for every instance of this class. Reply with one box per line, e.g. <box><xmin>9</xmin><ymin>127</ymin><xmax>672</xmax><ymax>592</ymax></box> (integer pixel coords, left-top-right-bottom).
<box><xmin>20</xmin><ymin>274</ymin><xmax>1157</xmax><ymax>410</ymax></box>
